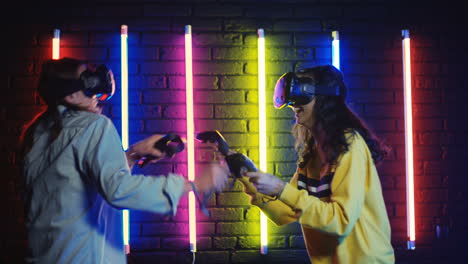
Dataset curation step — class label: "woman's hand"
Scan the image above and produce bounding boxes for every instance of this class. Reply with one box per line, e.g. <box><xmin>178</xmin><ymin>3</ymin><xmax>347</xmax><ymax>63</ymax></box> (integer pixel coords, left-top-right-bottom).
<box><xmin>125</xmin><ymin>134</ymin><xmax>165</xmax><ymax>168</ymax></box>
<box><xmin>245</xmin><ymin>172</ymin><xmax>286</xmax><ymax>197</ymax></box>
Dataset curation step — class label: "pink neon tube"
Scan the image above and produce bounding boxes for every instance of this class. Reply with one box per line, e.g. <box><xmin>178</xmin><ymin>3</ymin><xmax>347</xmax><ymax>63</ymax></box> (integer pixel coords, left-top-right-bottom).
<box><xmin>185</xmin><ymin>25</ymin><xmax>197</xmax><ymax>253</ymax></box>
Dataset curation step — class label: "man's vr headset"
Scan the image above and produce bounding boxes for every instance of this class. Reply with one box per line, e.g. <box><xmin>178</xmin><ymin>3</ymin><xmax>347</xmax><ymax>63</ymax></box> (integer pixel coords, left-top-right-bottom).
<box><xmin>273</xmin><ymin>69</ymin><xmax>343</xmax><ymax>109</ymax></box>
<box><xmin>46</xmin><ymin>64</ymin><xmax>115</xmax><ymax>102</ymax></box>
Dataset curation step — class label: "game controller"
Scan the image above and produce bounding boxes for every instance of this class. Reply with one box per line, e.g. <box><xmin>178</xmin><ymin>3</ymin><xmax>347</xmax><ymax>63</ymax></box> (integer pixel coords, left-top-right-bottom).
<box><xmin>137</xmin><ymin>133</ymin><xmax>185</xmax><ymax>168</ymax></box>
<box><xmin>196</xmin><ymin>130</ymin><xmax>258</xmax><ymax>178</ymax></box>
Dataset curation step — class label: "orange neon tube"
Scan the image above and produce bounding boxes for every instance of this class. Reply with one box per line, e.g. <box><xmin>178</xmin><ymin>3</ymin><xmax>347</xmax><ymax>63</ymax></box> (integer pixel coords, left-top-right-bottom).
<box><xmin>52</xmin><ymin>29</ymin><xmax>60</xmax><ymax>60</ymax></box>
<box><xmin>402</xmin><ymin>29</ymin><xmax>416</xmax><ymax>250</ymax></box>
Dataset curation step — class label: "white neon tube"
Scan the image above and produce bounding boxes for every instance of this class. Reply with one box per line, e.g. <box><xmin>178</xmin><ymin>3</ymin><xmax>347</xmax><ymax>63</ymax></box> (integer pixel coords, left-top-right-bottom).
<box><xmin>332</xmin><ymin>31</ymin><xmax>340</xmax><ymax>69</ymax></box>
<box><xmin>185</xmin><ymin>25</ymin><xmax>197</xmax><ymax>253</ymax></box>
<box><xmin>258</xmin><ymin>28</ymin><xmax>268</xmax><ymax>255</ymax></box>
<box><xmin>120</xmin><ymin>24</ymin><xmax>130</xmax><ymax>254</ymax></box>
<box><xmin>402</xmin><ymin>29</ymin><xmax>416</xmax><ymax>250</ymax></box>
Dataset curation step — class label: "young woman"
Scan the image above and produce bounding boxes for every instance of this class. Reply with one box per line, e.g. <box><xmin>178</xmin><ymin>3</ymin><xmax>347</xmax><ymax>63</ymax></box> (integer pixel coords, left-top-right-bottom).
<box><xmin>243</xmin><ymin>65</ymin><xmax>395</xmax><ymax>263</ymax></box>
<box><xmin>20</xmin><ymin>58</ymin><xmax>229</xmax><ymax>263</ymax></box>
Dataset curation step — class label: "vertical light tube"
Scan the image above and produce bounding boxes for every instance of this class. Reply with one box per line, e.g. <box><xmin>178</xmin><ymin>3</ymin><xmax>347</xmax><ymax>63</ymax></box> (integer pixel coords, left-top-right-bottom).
<box><xmin>121</xmin><ymin>24</ymin><xmax>130</xmax><ymax>254</ymax></box>
<box><xmin>402</xmin><ymin>29</ymin><xmax>416</xmax><ymax>250</ymax></box>
<box><xmin>332</xmin><ymin>31</ymin><xmax>340</xmax><ymax>69</ymax></box>
<box><xmin>52</xmin><ymin>29</ymin><xmax>60</xmax><ymax>60</ymax></box>
<box><xmin>257</xmin><ymin>28</ymin><xmax>268</xmax><ymax>255</ymax></box>
<box><xmin>185</xmin><ymin>25</ymin><xmax>197</xmax><ymax>253</ymax></box>
<box><xmin>121</xmin><ymin>25</ymin><xmax>129</xmax><ymax>150</ymax></box>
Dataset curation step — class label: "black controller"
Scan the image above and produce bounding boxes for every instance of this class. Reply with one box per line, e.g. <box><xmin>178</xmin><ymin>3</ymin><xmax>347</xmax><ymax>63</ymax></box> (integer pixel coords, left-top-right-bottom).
<box><xmin>196</xmin><ymin>130</ymin><xmax>258</xmax><ymax>178</ymax></box>
<box><xmin>137</xmin><ymin>133</ymin><xmax>185</xmax><ymax>168</ymax></box>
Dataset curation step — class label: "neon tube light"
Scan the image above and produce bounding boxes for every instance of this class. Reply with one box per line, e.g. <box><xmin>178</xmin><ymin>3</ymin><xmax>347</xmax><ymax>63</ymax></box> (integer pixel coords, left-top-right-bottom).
<box><xmin>402</xmin><ymin>29</ymin><xmax>416</xmax><ymax>250</ymax></box>
<box><xmin>185</xmin><ymin>25</ymin><xmax>197</xmax><ymax>253</ymax></box>
<box><xmin>331</xmin><ymin>31</ymin><xmax>340</xmax><ymax>69</ymax></box>
<box><xmin>52</xmin><ymin>29</ymin><xmax>60</xmax><ymax>60</ymax></box>
<box><xmin>121</xmin><ymin>24</ymin><xmax>130</xmax><ymax>254</ymax></box>
<box><xmin>258</xmin><ymin>28</ymin><xmax>268</xmax><ymax>255</ymax></box>
<box><xmin>121</xmin><ymin>25</ymin><xmax>129</xmax><ymax>150</ymax></box>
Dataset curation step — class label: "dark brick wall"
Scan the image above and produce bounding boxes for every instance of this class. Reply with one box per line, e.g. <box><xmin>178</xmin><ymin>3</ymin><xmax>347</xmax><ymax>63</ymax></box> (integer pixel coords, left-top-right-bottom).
<box><xmin>3</xmin><ymin>0</ymin><xmax>467</xmax><ymax>263</ymax></box>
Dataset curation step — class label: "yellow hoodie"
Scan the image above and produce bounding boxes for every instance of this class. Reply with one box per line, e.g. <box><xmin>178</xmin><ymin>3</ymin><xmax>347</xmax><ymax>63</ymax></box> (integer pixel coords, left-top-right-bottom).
<box><xmin>240</xmin><ymin>132</ymin><xmax>395</xmax><ymax>264</ymax></box>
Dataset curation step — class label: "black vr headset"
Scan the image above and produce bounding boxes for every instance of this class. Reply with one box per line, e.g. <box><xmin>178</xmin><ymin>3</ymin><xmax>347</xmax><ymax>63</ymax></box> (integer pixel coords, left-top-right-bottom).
<box><xmin>273</xmin><ymin>67</ymin><xmax>344</xmax><ymax>109</ymax></box>
<box><xmin>46</xmin><ymin>64</ymin><xmax>115</xmax><ymax>102</ymax></box>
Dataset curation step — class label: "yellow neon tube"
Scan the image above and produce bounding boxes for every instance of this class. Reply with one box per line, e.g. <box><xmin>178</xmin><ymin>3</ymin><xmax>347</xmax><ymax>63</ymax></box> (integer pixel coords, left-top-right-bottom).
<box><xmin>258</xmin><ymin>28</ymin><xmax>268</xmax><ymax>255</ymax></box>
<box><xmin>52</xmin><ymin>29</ymin><xmax>60</xmax><ymax>60</ymax></box>
<box><xmin>402</xmin><ymin>29</ymin><xmax>416</xmax><ymax>250</ymax></box>
<box><xmin>121</xmin><ymin>24</ymin><xmax>130</xmax><ymax>254</ymax></box>
<box><xmin>185</xmin><ymin>25</ymin><xmax>197</xmax><ymax>253</ymax></box>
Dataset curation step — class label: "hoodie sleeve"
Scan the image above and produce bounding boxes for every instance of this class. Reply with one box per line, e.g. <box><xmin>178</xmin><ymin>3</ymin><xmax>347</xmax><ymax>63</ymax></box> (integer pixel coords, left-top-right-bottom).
<box><xmin>74</xmin><ymin>115</ymin><xmax>185</xmax><ymax>216</ymax></box>
<box><xmin>238</xmin><ymin>176</ymin><xmax>299</xmax><ymax>226</ymax></box>
<box><xmin>278</xmin><ymin>134</ymin><xmax>368</xmax><ymax>237</ymax></box>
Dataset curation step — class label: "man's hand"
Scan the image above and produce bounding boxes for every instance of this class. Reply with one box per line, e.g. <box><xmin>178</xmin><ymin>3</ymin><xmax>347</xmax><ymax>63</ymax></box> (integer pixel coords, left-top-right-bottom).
<box><xmin>245</xmin><ymin>172</ymin><xmax>286</xmax><ymax>197</ymax></box>
<box><xmin>125</xmin><ymin>134</ymin><xmax>165</xmax><ymax>168</ymax></box>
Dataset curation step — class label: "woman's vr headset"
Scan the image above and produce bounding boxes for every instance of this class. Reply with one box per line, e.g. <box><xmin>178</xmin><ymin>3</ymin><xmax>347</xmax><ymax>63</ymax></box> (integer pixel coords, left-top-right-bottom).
<box><xmin>80</xmin><ymin>65</ymin><xmax>115</xmax><ymax>101</ymax></box>
<box><xmin>46</xmin><ymin>64</ymin><xmax>115</xmax><ymax>102</ymax></box>
<box><xmin>273</xmin><ymin>70</ymin><xmax>343</xmax><ymax>109</ymax></box>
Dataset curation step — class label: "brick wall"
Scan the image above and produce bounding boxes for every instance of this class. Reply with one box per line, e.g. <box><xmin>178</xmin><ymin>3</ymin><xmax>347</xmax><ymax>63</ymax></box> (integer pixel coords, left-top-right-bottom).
<box><xmin>3</xmin><ymin>0</ymin><xmax>467</xmax><ymax>263</ymax></box>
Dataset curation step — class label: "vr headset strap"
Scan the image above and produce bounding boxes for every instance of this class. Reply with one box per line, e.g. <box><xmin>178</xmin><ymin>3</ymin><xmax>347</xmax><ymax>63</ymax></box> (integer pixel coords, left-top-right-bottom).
<box><xmin>46</xmin><ymin>77</ymin><xmax>84</xmax><ymax>101</ymax></box>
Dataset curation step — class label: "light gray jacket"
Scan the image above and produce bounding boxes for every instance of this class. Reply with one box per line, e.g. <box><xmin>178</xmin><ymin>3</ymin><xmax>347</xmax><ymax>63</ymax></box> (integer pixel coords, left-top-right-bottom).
<box><xmin>22</xmin><ymin>105</ymin><xmax>185</xmax><ymax>263</ymax></box>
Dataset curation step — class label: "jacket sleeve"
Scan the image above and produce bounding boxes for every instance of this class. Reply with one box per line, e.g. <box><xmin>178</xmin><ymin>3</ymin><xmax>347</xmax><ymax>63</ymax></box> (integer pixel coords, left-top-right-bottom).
<box><xmin>278</xmin><ymin>135</ymin><xmax>368</xmax><ymax>238</ymax></box>
<box><xmin>74</xmin><ymin>116</ymin><xmax>185</xmax><ymax>216</ymax></box>
<box><xmin>238</xmin><ymin>176</ymin><xmax>299</xmax><ymax>226</ymax></box>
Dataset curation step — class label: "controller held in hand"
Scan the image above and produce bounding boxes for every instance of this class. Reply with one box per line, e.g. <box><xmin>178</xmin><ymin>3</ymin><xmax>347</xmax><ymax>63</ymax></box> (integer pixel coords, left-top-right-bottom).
<box><xmin>137</xmin><ymin>133</ymin><xmax>185</xmax><ymax>168</ymax></box>
<box><xmin>196</xmin><ymin>130</ymin><xmax>258</xmax><ymax>178</ymax></box>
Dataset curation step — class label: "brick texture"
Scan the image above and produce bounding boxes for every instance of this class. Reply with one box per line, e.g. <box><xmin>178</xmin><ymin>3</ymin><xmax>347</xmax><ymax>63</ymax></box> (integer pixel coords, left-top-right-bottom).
<box><xmin>4</xmin><ymin>0</ymin><xmax>467</xmax><ymax>263</ymax></box>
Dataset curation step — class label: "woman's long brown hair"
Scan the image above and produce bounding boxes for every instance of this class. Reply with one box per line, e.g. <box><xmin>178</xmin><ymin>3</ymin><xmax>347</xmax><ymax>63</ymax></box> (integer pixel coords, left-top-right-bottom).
<box><xmin>292</xmin><ymin>66</ymin><xmax>389</xmax><ymax>169</ymax></box>
<box><xmin>20</xmin><ymin>58</ymin><xmax>83</xmax><ymax>159</ymax></box>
